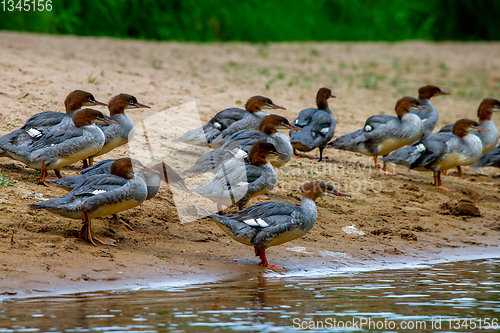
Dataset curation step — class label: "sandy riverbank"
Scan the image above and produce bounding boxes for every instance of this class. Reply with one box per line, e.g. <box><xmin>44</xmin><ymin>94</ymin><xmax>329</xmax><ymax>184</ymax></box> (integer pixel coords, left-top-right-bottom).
<box><xmin>0</xmin><ymin>32</ymin><xmax>499</xmax><ymax>298</ymax></box>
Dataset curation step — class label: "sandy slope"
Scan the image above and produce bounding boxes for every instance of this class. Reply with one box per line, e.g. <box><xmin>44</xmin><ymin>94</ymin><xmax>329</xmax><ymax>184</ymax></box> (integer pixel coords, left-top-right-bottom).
<box><xmin>0</xmin><ymin>32</ymin><xmax>499</xmax><ymax>297</ymax></box>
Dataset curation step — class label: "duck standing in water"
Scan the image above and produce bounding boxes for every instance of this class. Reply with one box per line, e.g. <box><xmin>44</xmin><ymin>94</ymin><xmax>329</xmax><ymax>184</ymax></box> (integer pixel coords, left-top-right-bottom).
<box><xmin>29</xmin><ymin>158</ymin><xmax>159</xmax><ymax>246</ymax></box>
<box><xmin>328</xmin><ymin>97</ymin><xmax>429</xmax><ymax>174</ymax></box>
<box><xmin>0</xmin><ymin>90</ymin><xmax>106</xmax><ymax>159</ymax></box>
<box><xmin>289</xmin><ymin>87</ymin><xmax>336</xmax><ymax>161</ymax></box>
<box><xmin>174</xmin><ymin>96</ymin><xmax>285</xmax><ymax>147</ymax></box>
<box><xmin>0</xmin><ymin>109</ymin><xmax>116</xmax><ymax>184</ymax></box>
<box><xmin>183</xmin><ymin>115</ymin><xmax>299</xmax><ymax>176</ymax></box>
<box><xmin>205</xmin><ymin>181</ymin><xmax>350</xmax><ymax>269</ymax></box>
<box><xmin>383</xmin><ymin>119</ymin><xmax>487</xmax><ymax>190</ymax></box>
<box><xmin>192</xmin><ymin>141</ymin><xmax>286</xmax><ymax>213</ymax></box>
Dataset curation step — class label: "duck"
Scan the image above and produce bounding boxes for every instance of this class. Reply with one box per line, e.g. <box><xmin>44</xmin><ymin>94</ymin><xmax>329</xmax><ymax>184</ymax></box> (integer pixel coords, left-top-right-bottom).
<box><xmin>204</xmin><ymin>181</ymin><xmax>350</xmax><ymax>269</ymax></box>
<box><xmin>0</xmin><ymin>109</ymin><xmax>116</xmax><ymax>184</ymax></box>
<box><xmin>183</xmin><ymin>115</ymin><xmax>300</xmax><ymax>176</ymax></box>
<box><xmin>471</xmin><ymin>144</ymin><xmax>500</xmax><ymax>169</ymax></box>
<box><xmin>193</xmin><ymin>141</ymin><xmax>286</xmax><ymax>214</ymax></box>
<box><xmin>382</xmin><ymin>119</ymin><xmax>487</xmax><ymax>190</ymax></box>
<box><xmin>439</xmin><ymin>98</ymin><xmax>500</xmax><ymax>176</ymax></box>
<box><xmin>410</xmin><ymin>85</ymin><xmax>449</xmax><ymax>135</ymax></box>
<box><xmin>328</xmin><ymin>96</ymin><xmax>429</xmax><ymax>174</ymax></box>
<box><xmin>85</xmin><ymin>93</ymin><xmax>150</xmax><ymax>167</ymax></box>
<box><xmin>46</xmin><ymin>158</ymin><xmax>190</xmax><ymax>230</ymax></box>
<box><xmin>47</xmin><ymin>158</ymin><xmax>190</xmax><ymax>199</ymax></box>
<box><xmin>173</xmin><ymin>96</ymin><xmax>285</xmax><ymax>148</ymax></box>
<box><xmin>289</xmin><ymin>87</ymin><xmax>336</xmax><ymax>161</ymax></box>
<box><xmin>29</xmin><ymin>158</ymin><xmax>159</xmax><ymax>246</ymax></box>
<box><xmin>0</xmin><ymin>90</ymin><xmax>106</xmax><ymax>159</ymax></box>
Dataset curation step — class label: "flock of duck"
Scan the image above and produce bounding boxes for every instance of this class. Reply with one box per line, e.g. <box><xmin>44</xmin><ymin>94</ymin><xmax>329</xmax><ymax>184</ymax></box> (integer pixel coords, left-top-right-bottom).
<box><xmin>1</xmin><ymin>86</ymin><xmax>499</xmax><ymax>269</ymax></box>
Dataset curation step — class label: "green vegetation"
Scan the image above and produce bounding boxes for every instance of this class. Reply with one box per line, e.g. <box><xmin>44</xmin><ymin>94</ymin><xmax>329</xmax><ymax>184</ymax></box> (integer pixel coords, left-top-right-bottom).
<box><xmin>0</xmin><ymin>174</ymin><xmax>13</xmax><ymax>186</ymax></box>
<box><xmin>0</xmin><ymin>0</ymin><xmax>499</xmax><ymax>41</ymax></box>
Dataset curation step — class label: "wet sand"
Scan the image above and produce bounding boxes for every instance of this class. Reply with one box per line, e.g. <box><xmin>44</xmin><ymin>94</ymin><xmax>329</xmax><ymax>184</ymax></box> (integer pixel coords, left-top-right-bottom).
<box><xmin>0</xmin><ymin>32</ymin><xmax>500</xmax><ymax>298</ymax></box>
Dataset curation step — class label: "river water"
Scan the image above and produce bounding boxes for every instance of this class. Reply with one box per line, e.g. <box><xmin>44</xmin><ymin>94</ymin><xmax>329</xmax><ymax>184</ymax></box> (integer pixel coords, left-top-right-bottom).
<box><xmin>1</xmin><ymin>258</ymin><xmax>499</xmax><ymax>332</ymax></box>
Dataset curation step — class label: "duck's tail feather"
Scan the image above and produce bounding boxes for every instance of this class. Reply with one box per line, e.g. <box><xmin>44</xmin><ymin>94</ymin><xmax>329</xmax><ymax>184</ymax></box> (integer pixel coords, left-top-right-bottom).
<box><xmin>327</xmin><ymin>129</ymin><xmax>365</xmax><ymax>152</ymax></box>
<box><xmin>381</xmin><ymin>146</ymin><xmax>416</xmax><ymax>168</ymax></box>
<box><xmin>173</xmin><ymin>124</ymin><xmax>220</xmax><ymax>147</ymax></box>
<box><xmin>46</xmin><ymin>176</ymin><xmax>82</xmax><ymax>191</ymax></box>
<box><xmin>183</xmin><ymin>148</ymin><xmax>228</xmax><ymax>176</ymax></box>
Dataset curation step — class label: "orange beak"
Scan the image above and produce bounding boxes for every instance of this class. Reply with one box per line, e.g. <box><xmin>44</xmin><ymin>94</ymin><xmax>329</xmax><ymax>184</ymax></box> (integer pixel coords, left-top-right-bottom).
<box><xmin>135</xmin><ymin>102</ymin><xmax>151</xmax><ymax>109</ymax></box>
<box><xmin>93</xmin><ymin>100</ymin><xmax>108</xmax><ymax>107</ymax></box>
<box><xmin>439</xmin><ymin>91</ymin><xmax>450</xmax><ymax>95</ymax></box>
<box><xmin>103</xmin><ymin>119</ymin><xmax>118</xmax><ymax>124</ymax></box>
<box><xmin>286</xmin><ymin>124</ymin><xmax>303</xmax><ymax>130</ymax></box>
<box><xmin>272</xmin><ymin>152</ymin><xmax>288</xmax><ymax>157</ymax></box>
<box><xmin>271</xmin><ymin>103</ymin><xmax>286</xmax><ymax>110</ymax></box>
<box><xmin>140</xmin><ymin>166</ymin><xmax>161</xmax><ymax>174</ymax></box>
<box><xmin>418</xmin><ymin>106</ymin><xmax>431</xmax><ymax>111</ymax></box>
<box><xmin>476</xmin><ymin>127</ymin><xmax>489</xmax><ymax>131</ymax></box>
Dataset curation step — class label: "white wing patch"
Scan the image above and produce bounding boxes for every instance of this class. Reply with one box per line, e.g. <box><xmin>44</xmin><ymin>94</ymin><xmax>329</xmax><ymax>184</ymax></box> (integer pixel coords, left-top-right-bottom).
<box><xmin>213</xmin><ymin>122</ymin><xmax>222</xmax><ymax>129</ymax></box>
<box><xmin>231</xmin><ymin>148</ymin><xmax>248</xmax><ymax>158</ymax></box>
<box><xmin>320</xmin><ymin>127</ymin><xmax>329</xmax><ymax>134</ymax></box>
<box><xmin>92</xmin><ymin>189</ymin><xmax>107</xmax><ymax>195</ymax></box>
<box><xmin>364</xmin><ymin>125</ymin><xmax>373</xmax><ymax>132</ymax></box>
<box><xmin>256</xmin><ymin>218</ymin><xmax>269</xmax><ymax>227</ymax></box>
<box><xmin>422</xmin><ymin>119</ymin><xmax>427</xmax><ymax>122</ymax></box>
<box><xmin>26</xmin><ymin>128</ymin><xmax>42</xmax><ymax>138</ymax></box>
<box><xmin>416</xmin><ymin>143</ymin><xmax>426</xmax><ymax>153</ymax></box>
<box><xmin>244</xmin><ymin>218</ymin><xmax>269</xmax><ymax>227</ymax></box>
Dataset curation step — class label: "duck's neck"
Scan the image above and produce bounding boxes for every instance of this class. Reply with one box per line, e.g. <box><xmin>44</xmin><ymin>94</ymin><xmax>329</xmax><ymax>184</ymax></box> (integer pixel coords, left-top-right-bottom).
<box><xmin>269</xmin><ymin>132</ymin><xmax>293</xmax><ymax>159</ymax></box>
<box><xmin>418</xmin><ymin>98</ymin><xmax>434</xmax><ymax>110</ymax></box>
<box><xmin>253</xmin><ymin>110</ymin><xmax>270</xmax><ymax>119</ymax></box>
<box><xmin>476</xmin><ymin>119</ymin><xmax>499</xmax><ymax>152</ymax></box>
<box><xmin>299</xmin><ymin>197</ymin><xmax>318</xmax><ymax>231</ymax></box>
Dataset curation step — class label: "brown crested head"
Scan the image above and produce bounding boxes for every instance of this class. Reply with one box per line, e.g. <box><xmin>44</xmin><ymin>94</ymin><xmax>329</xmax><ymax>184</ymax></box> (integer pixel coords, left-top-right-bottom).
<box><xmin>150</xmin><ymin>162</ymin><xmax>191</xmax><ymax>194</ymax></box>
<box><xmin>245</xmin><ymin>96</ymin><xmax>286</xmax><ymax>113</ymax></box>
<box><xmin>300</xmin><ymin>181</ymin><xmax>351</xmax><ymax>201</ymax></box>
<box><xmin>72</xmin><ymin>108</ymin><xmax>117</xmax><ymax>127</ymax></box>
<box><xmin>418</xmin><ymin>85</ymin><xmax>449</xmax><ymax>100</ymax></box>
<box><xmin>258</xmin><ymin>114</ymin><xmax>300</xmax><ymax>135</ymax></box>
<box><xmin>110</xmin><ymin>158</ymin><xmax>142</xmax><ymax>179</ymax></box>
<box><xmin>316</xmin><ymin>87</ymin><xmax>335</xmax><ymax>110</ymax></box>
<box><xmin>111</xmin><ymin>158</ymin><xmax>160</xmax><ymax>180</ymax></box>
<box><xmin>395</xmin><ymin>96</ymin><xmax>427</xmax><ymax>119</ymax></box>
<box><xmin>452</xmin><ymin>119</ymin><xmax>482</xmax><ymax>137</ymax></box>
<box><xmin>248</xmin><ymin>141</ymin><xmax>286</xmax><ymax>166</ymax></box>
<box><xmin>64</xmin><ymin>90</ymin><xmax>107</xmax><ymax>114</ymax></box>
<box><xmin>108</xmin><ymin>93</ymin><xmax>150</xmax><ymax>116</ymax></box>
<box><xmin>477</xmin><ymin>98</ymin><xmax>500</xmax><ymax>121</ymax></box>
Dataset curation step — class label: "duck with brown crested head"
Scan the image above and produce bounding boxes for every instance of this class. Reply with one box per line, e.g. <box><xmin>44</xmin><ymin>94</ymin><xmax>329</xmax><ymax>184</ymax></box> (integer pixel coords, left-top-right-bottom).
<box><xmin>183</xmin><ymin>114</ymin><xmax>301</xmax><ymax>176</ymax></box>
<box><xmin>48</xmin><ymin>158</ymin><xmax>190</xmax><ymax>199</ymax></box>
<box><xmin>439</xmin><ymin>98</ymin><xmax>500</xmax><ymax>175</ymax></box>
<box><xmin>205</xmin><ymin>181</ymin><xmax>350</xmax><ymax>269</ymax></box>
<box><xmin>46</xmin><ymin>158</ymin><xmax>190</xmax><ymax>231</ymax></box>
<box><xmin>29</xmin><ymin>157</ymin><xmax>159</xmax><ymax>246</ymax></box>
<box><xmin>0</xmin><ymin>108</ymin><xmax>116</xmax><ymax>184</ymax></box>
<box><xmin>328</xmin><ymin>96</ymin><xmax>429</xmax><ymax>174</ymax></box>
<box><xmin>383</xmin><ymin>119</ymin><xmax>487</xmax><ymax>190</ymax></box>
<box><xmin>173</xmin><ymin>96</ymin><xmax>285</xmax><ymax>148</ymax></box>
<box><xmin>410</xmin><ymin>85</ymin><xmax>449</xmax><ymax>135</ymax></box>
<box><xmin>192</xmin><ymin>141</ymin><xmax>286</xmax><ymax>214</ymax></box>
<box><xmin>0</xmin><ymin>90</ymin><xmax>106</xmax><ymax>159</ymax></box>
<box><xmin>290</xmin><ymin>87</ymin><xmax>336</xmax><ymax>161</ymax></box>
<box><xmin>83</xmin><ymin>93</ymin><xmax>150</xmax><ymax>167</ymax></box>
